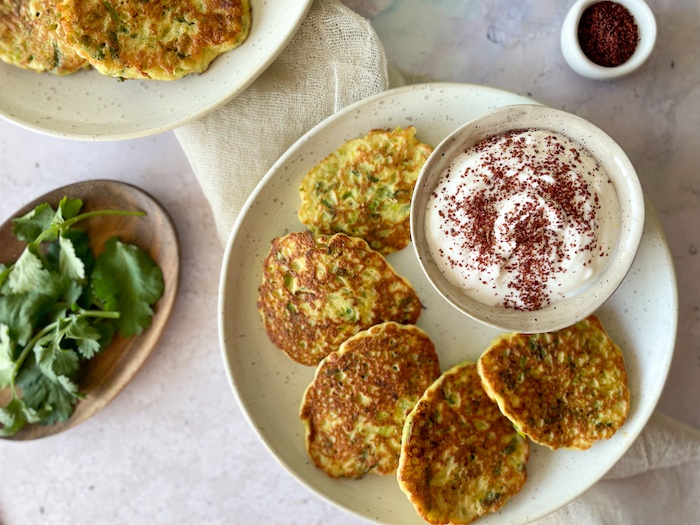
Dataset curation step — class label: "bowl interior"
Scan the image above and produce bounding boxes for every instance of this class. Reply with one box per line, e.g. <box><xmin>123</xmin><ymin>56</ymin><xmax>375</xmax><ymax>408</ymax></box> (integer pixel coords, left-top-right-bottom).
<box><xmin>411</xmin><ymin>104</ymin><xmax>645</xmax><ymax>333</ymax></box>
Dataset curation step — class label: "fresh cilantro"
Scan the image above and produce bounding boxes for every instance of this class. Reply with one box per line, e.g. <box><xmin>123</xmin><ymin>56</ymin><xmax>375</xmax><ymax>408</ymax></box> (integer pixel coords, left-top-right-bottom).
<box><xmin>0</xmin><ymin>197</ymin><xmax>163</xmax><ymax>436</ymax></box>
<box><xmin>16</xmin><ymin>364</ymin><xmax>78</xmax><ymax>426</ymax></box>
<box><xmin>12</xmin><ymin>203</ymin><xmax>58</xmax><ymax>243</ymax></box>
<box><xmin>92</xmin><ymin>238</ymin><xmax>164</xmax><ymax>337</ymax></box>
<box><xmin>0</xmin><ymin>324</ymin><xmax>15</xmax><ymax>389</ymax></box>
<box><xmin>59</xmin><ymin>235</ymin><xmax>86</xmax><ymax>282</ymax></box>
<box><xmin>7</xmin><ymin>248</ymin><xmax>52</xmax><ymax>295</ymax></box>
<box><xmin>0</xmin><ymin>264</ymin><xmax>10</xmax><ymax>288</ymax></box>
<box><xmin>0</xmin><ymin>397</ymin><xmax>41</xmax><ymax>437</ymax></box>
<box><xmin>46</xmin><ymin>229</ymin><xmax>94</xmax><ymax>276</ymax></box>
<box><xmin>65</xmin><ymin>316</ymin><xmax>102</xmax><ymax>359</ymax></box>
<box><xmin>0</xmin><ymin>291</ymin><xmax>57</xmax><ymax>346</ymax></box>
<box><xmin>57</xmin><ymin>196</ymin><xmax>84</xmax><ymax>222</ymax></box>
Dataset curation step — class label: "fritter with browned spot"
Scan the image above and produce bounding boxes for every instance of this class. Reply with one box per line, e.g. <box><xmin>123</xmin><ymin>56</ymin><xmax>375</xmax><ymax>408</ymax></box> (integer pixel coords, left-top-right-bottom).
<box><xmin>257</xmin><ymin>231</ymin><xmax>422</xmax><ymax>365</ymax></box>
<box><xmin>56</xmin><ymin>0</ymin><xmax>251</xmax><ymax>80</ymax></box>
<box><xmin>398</xmin><ymin>362</ymin><xmax>529</xmax><ymax>525</ymax></box>
<box><xmin>0</xmin><ymin>0</ymin><xmax>89</xmax><ymax>74</ymax></box>
<box><xmin>477</xmin><ymin>315</ymin><xmax>630</xmax><ymax>450</ymax></box>
<box><xmin>300</xmin><ymin>322</ymin><xmax>440</xmax><ymax>478</ymax></box>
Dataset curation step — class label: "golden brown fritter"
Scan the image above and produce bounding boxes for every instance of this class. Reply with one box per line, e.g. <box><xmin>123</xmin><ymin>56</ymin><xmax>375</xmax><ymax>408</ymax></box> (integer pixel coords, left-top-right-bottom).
<box><xmin>56</xmin><ymin>0</ymin><xmax>251</xmax><ymax>80</ymax></box>
<box><xmin>0</xmin><ymin>0</ymin><xmax>89</xmax><ymax>74</ymax></box>
<box><xmin>398</xmin><ymin>362</ymin><xmax>529</xmax><ymax>525</ymax></box>
<box><xmin>298</xmin><ymin>127</ymin><xmax>433</xmax><ymax>254</ymax></box>
<box><xmin>300</xmin><ymin>322</ymin><xmax>441</xmax><ymax>479</ymax></box>
<box><xmin>257</xmin><ymin>231</ymin><xmax>422</xmax><ymax>366</ymax></box>
<box><xmin>477</xmin><ymin>315</ymin><xmax>630</xmax><ymax>450</ymax></box>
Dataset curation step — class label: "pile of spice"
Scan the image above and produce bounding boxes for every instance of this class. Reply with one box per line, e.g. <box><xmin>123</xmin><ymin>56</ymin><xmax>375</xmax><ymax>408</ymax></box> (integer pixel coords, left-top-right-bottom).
<box><xmin>578</xmin><ymin>1</ymin><xmax>639</xmax><ymax>67</ymax></box>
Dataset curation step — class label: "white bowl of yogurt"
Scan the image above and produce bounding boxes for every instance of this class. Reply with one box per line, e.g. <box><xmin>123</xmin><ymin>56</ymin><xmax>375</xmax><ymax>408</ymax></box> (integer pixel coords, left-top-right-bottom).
<box><xmin>411</xmin><ymin>104</ymin><xmax>645</xmax><ymax>333</ymax></box>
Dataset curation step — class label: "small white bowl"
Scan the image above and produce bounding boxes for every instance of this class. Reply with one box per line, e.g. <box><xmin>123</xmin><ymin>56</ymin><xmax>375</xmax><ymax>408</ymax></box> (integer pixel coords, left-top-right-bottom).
<box><xmin>410</xmin><ymin>104</ymin><xmax>645</xmax><ymax>333</ymax></box>
<box><xmin>561</xmin><ymin>0</ymin><xmax>657</xmax><ymax>80</ymax></box>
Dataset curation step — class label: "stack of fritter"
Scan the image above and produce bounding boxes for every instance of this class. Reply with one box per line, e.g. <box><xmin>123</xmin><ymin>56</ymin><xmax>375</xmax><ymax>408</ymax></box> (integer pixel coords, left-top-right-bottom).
<box><xmin>256</xmin><ymin>127</ymin><xmax>631</xmax><ymax>525</ymax></box>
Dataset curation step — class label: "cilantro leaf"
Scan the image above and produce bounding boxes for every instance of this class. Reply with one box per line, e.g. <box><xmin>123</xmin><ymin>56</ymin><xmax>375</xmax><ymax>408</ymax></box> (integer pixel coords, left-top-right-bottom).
<box><xmin>77</xmin><ymin>338</ymin><xmax>101</xmax><ymax>360</ymax></box>
<box><xmin>11</xmin><ymin>203</ymin><xmax>57</xmax><ymax>243</ymax></box>
<box><xmin>91</xmin><ymin>237</ymin><xmax>164</xmax><ymax>337</ymax></box>
<box><xmin>0</xmin><ymin>324</ymin><xmax>15</xmax><ymax>389</ymax></box>
<box><xmin>7</xmin><ymin>248</ymin><xmax>51</xmax><ymax>295</ymax></box>
<box><xmin>0</xmin><ymin>291</ymin><xmax>56</xmax><ymax>346</ymax></box>
<box><xmin>57</xmin><ymin>197</ymin><xmax>83</xmax><ymax>222</ymax></box>
<box><xmin>65</xmin><ymin>316</ymin><xmax>102</xmax><ymax>359</ymax></box>
<box><xmin>57</xmin><ymin>375</ymin><xmax>79</xmax><ymax>398</ymax></box>
<box><xmin>16</xmin><ymin>364</ymin><xmax>78</xmax><ymax>425</ymax></box>
<box><xmin>0</xmin><ymin>263</ymin><xmax>10</xmax><ymax>289</ymax></box>
<box><xmin>11</xmin><ymin>198</ymin><xmax>83</xmax><ymax>247</ymax></box>
<box><xmin>72</xmin><ymin>230</ymin><xmax>95</xmax><ymax>270</ymax></box>
<box><xmin>34</xmin><ymin>333</ymin><xmax>80</xmax><ymax>380</ymax></box>
<box><xmin>59</xmin><ymin>235</ymin><xmax>86</xmax><ymax>282</ymax></box>
<box><xmin>47</xmin><ymin>229</ymin><xmax>94</xmax><ymax>277</ymax></box>
<box><xmin>0</xmin><ymin>398</ymin><xmax>40</xmax><ymax>436</ymax></box>
<box><xmin>61</xmin><ymin>280</ymin><xmax>84</xmax><ymax>308</ymax></box>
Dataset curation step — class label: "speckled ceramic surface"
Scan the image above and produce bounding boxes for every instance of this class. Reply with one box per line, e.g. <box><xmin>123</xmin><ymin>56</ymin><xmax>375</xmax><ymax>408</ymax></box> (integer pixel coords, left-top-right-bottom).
<box><xmin>219</xmin><ymin>83</ymin><xmax>677</xmax><ymax>525</ymax></box>
<box><xmin>411</xmin><ymin>104</ymin><xmax>645</xmax><ymax>334</ymax></box>
<box><xmin>0</xmin><ymin>0</ymin><xmax>313</xmax><ymax>141</ymax></box>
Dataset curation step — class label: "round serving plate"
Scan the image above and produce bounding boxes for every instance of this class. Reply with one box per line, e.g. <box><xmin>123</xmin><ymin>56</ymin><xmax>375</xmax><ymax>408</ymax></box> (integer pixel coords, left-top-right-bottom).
<box><xmin>219</xmin><ymin>83</ymin><xmax>677</xmax><ymax>524</ymax></box>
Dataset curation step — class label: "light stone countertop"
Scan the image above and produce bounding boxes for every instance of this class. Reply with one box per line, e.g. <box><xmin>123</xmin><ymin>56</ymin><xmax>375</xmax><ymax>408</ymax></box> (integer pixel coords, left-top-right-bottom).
<box><xmin>0</xmin><ymin>1</ymin><xmax>698</xmax><ymax>524</ymax></box>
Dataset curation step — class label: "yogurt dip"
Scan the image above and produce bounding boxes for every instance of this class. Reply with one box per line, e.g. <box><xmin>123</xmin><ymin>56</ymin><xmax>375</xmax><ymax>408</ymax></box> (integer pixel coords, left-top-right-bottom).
<box><xmin>425</xmin><ymin>128</ymin><xmax>620</xmax><ymax>311</ymax></box>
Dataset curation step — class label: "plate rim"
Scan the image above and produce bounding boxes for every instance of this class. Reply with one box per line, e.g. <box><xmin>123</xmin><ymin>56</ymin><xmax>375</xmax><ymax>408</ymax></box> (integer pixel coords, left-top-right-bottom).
<box><xmin>218</xmin><ymin>81</ymin><xmax>679</xmax><ymax>523</ymax></box>
<box><xmin>0</xmin><ymin>0</ymin><xmax>314</xmax><ymax>141</ymax></box>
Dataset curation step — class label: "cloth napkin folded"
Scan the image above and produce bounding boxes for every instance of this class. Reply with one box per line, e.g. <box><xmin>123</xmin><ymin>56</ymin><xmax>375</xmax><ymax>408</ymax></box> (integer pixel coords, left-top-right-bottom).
<box><xmin>175</xmin><ymin>0</ymin><xmax>389</xmax><ymax>245</ymax></box>
<box><xmin>174</xmin><ymin>0</ymin><xmax>700</xmax><ymax>523</ymax></box>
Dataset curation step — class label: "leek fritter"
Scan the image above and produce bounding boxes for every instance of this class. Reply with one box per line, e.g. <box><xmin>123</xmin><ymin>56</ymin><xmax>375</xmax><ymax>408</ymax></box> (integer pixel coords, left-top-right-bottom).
<box><xmin>56</xmin><ymin>0</ymin><xmax>251</xmax><ymax>80</ymax></box>
<box><xmin>299</xmin><ymin>127</ymin><xmax>433</xmax><ymax>254</ymax></box>
<box><xmin>300</xmin><ymin>322</ymin><xmax>440</xmax><ymax>478</ymax></box>
<box><xmin>398</xmin><ymin>362</ymin><xmax>529</xmax><ymax>525</ymax></box>
<box><xmin>477</xmin><ymin>315</ymin><xmax>630</xmax><ymax>450</ymax></box>
<box><xmin>257</xmin><ymin>231</ymin><xmax>422</xmax><ymax>366</ymax></box>
<box><xmin>0</xmin><ymin>0</ymin><xmax>89</xmax><ymax>74</ymax></box>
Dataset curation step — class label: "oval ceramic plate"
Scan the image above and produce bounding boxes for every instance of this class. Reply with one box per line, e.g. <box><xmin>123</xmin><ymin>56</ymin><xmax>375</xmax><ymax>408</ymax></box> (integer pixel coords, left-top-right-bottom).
<box><xmin>0</xmin><ymin>0</ymin><xmax>313</xmax><ymax>140</ymax></box>
<box><xmin>0</xmin><ymin>180</ymin><xmax>179</xmax><ymax>440</ymax></box>
<box><xmin>219</xmin><ymin>83</ymin><xmax>677</xmax><ymax>524</ymax></box>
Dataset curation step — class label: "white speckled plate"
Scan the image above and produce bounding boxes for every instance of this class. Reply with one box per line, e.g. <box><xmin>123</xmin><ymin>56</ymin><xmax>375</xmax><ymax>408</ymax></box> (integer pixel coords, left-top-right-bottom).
<box><xmin>0</xmin><ymin>0</ymin><xmax>313</xmax><ymax>141</ymax></box>
<box><xmin>219</xmin><ymin>83</ymin><xmax>677</xmax><ymax>524</ymax></box>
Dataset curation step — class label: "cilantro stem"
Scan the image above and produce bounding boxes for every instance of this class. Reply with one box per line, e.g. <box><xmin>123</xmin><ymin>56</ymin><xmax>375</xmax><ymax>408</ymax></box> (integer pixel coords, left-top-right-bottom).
<box><xmin>13</xmin><ymin>323</ymin><xmax>56</xmax><ymax>381</ymax></box>
<box><xmin>33</xmin><ymin>209</ymin><xmax>147</xmax><ymax>245</ymax></box>
<box><xmin>11</xmin><ymin>309</ymin><xmax>120</xmax><ymax>381</ymax></box>
<box><xmin>79</xmin><ymin>310</ymin><xmax>121</xmax><ymax>320</ymax></box>
<box><xmin>64</xmin><ymin>210</ymin><xmax>146</xmax><ymax>228</ymax></box>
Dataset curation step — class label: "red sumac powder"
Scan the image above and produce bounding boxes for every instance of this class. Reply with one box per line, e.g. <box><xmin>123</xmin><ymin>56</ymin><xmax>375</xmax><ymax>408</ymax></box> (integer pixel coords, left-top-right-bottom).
<box><xmin>578</xmin><ymin>1</ymin><xmax>639</xmax><ymax>67</ymax></box>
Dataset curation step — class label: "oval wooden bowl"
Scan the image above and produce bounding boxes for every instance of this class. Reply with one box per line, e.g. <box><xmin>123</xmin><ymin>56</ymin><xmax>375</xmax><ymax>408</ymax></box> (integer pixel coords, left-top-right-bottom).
<box><xmin>0</xmin><ymin>180</ymin><xmax>179</xmax><ymax>440</ymax></box>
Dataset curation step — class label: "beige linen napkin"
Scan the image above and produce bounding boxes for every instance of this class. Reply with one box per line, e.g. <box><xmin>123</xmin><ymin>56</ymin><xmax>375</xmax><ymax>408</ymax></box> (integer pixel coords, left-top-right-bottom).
<box><xmin>538</xmin><ymin>412</ymin><xmax>700</xmax><ymax>524</ymax></box>
<box><xmin>174</xmin><ymin>0</ymin><xmax>700</xmax><ymax>522</ymax></box>
<box><xmin>174</xmin><ymin>0</ymin><xmax>389</xmax><ymax>245</ymax></box>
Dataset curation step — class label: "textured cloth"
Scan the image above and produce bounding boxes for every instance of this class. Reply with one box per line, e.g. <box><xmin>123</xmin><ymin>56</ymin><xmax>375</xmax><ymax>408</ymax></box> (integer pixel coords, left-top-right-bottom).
<box><xmin>174</xmin><ymin>1</ymin><xmax>700</xmax><ymax>523</ymax></box>
<box><xmin>538</xmin><ymin>412</ymin><xmax>700</xmax><ymax>524</ymax></box>
<box><xmin>175</xmin><ymin>0</ymin><xmax>388</xmax><ymax>244</ymax></box>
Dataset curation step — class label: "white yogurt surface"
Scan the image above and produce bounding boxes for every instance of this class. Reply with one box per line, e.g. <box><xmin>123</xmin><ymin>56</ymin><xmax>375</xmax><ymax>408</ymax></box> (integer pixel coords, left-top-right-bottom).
<box><xmin>425</xmin><ymin>128</ymin><xmax>621</xmax><ymax>311</ymax></box>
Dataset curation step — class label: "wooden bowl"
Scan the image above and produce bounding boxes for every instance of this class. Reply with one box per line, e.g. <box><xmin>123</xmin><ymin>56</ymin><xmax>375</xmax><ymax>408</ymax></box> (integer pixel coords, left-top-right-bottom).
<box><xmin>0</xmin><ymin>180</ymin><xmax>179</xmax><ymax>440</ymax></box>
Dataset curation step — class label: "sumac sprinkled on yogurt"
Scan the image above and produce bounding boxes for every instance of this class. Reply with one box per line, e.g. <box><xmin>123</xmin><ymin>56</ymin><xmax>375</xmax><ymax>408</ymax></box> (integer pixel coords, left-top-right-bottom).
<box><xmin>425</xmin><ymin>128</ymin><xmax>620</xmax><ymax>311</ymax></box>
